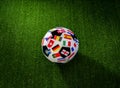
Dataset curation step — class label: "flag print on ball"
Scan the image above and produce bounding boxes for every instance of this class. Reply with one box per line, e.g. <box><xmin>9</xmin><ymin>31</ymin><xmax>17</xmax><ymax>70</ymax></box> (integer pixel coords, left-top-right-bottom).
<box><xmin>74</xmin><ymin>38</ymin><xmax>79</xmax><ymax>44</ymax></box>
<box><xmin>54</xmin><ymin>35</ymin><xmax>62</xmax><ymax>41</ymax></box>
<box><xmin>64</xmin><ymin>34</ymin><xmax>72</xmax><ymax>40</ymax></box>
<box><xmin>63</xmin><ymin>41</ymin><xmax>71</xmax><ymax>47</ymax></box>
<box><xmin>57</xmin><ymin>58</ymin><xmax>66</xmax><ymax>62</ymax></box>
<box><xmin>57</xmin><ymin>28</ymin><xmax>66</xmax><ymax>33</ymax></box>
<box><xmin>47</xmin><ymin>39</ymin><xmax>54</xmax><ymax>48</ymax></box>
<box><xmin>42</xmin><ymin>46</ymin><xmax>51</xmax><ymax>57</ymax></box>
<box><xmin>52</xmin><ymin>53</ymin><xmax>61</xmax><ymax>58</ymax></box>
<box><xmin>59</xmin><ymin>47</ymin><xmax>70</xmax><ymax>58</ymax></box>
<box><xmin>41</xmin><ymin>39</ymin><xmax>44</xmax><ymax>46</ymax></box>
<box><xmin>67</xmin><ymin>29</ymin><xmax>74</xmax><ymax>36</ymax></box>
<box><xmin>61</xmin><ymin>49</ymin><xmax>69</xmax><ymax>56</ymax></box>
<box><xmin>41</xmin><ymin>27</ymin><xmax>79</xmax><ymax>63</ymax></box>
<box><xmin>52</xmin><ymin>44</ymin><xmax>60</xmax><ymax>52</ymax></box>
<box><xmin>68</xmin><ymin>52</ymin><xmax>75</xmax><ymax>59</ymax></box>
<box><xmin>71</xmin><ymin>47</ymin><xmax>74</xmax><ymax>52</ymax></box>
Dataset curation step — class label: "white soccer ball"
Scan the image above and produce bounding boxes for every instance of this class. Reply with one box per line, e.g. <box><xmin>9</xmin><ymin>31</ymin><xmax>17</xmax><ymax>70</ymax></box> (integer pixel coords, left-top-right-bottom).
<box><xmin>41</xmin><ymin>27</ymin><xmax>79</xmax><ymax>63</ymax></box>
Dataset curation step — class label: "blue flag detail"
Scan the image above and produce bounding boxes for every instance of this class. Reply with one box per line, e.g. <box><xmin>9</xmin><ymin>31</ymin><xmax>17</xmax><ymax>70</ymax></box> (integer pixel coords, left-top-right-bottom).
<box><xmin>67</xmin><ymin>32</ymin><xmax>74</xmax><ymax>36</ymax></box>
<box><xmin>74</xmin><ymin>38</ymin><xmax>79</xmax><ymax>44</ymax></box>
<box><xmin>45</xmin><ymin>38</ymin><xmax>49</xmax><ymax>41</ymax></box>
<box><xmin>45</xmin><ymin>49</ymin><xmax>51</xmax><ymax>55</ymax></box>
<box><xmin>57</xmin><ymin>58</ymin><xmax>65</xmax><ymax>61</ymax></box>
<box><xmin>71</xmin><ymin>47</ymin><xmax>74</xmax><ymax>52</ymax></box>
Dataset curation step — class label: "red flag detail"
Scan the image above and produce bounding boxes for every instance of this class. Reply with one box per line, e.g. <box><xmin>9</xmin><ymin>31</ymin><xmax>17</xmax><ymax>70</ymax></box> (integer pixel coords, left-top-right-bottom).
<box><xmin>68</xmin><ymin>41</ymin><xmax>71</xmax><ymax>46</ymax></box>
<box><xmin>74</xmin><ymin>43</ymin><xmax>76</xmax><ymax>47</ymax></box>
<box><xmin>48</xmin><ymin>39</ymin><xmax>54</xmax><ymax>48</ymax></box>
<box><xmin>68</xmin><ymin>52</ymin><xmax>75</xmax><ymax>59</ymax></box>
<box><xmin>61</xmin><ymin>49</ymin><xmax>69</xmax><ymax>56</ymax></box>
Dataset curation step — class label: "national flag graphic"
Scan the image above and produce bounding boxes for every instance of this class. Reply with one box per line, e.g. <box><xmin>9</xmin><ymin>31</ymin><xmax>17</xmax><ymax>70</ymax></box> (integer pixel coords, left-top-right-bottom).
<box><xmin>52</xmin><ymin>44</ymin><xmax>60</xmax><ymax>52</ymax></box>
<box><xmin>68</xmin><ymin>41</ymin><xmax>71</xmax><ymax>46</ymax></box>
<box><xmin>48</xmin><ymin>39</ymin><xmax>54</xmax><ymax>48</ymax></box>
<box><xmin>68</xmin><ymin>52</ymin><xmax>75</xmax><ymax>59</ymax></box>
<box><xmin>74</xmin><ymin>43</ymin><xmax>77</xmax><ymax>47</ymax></box>
<box><xmin>45</xmin><ymin>38</ymin><xmax>49</xmax><ymax>41</ymax></box>
<box><xmin>71</xmin><ymin>47</ymin><xmax>74</xmax><ymax>52</ymax></box>
<box><xmin>63</xmin><ymin>41</ymin><xmax>66</xmax><ymax>46</ymax></box>
<box><xmin>74</xmin><ymin>38</ymin><xmax>79</xmax><ymax>44</ymax></box>
<box><xmin>43</xmin><ymin>46</ymin><xmax>51</xmax><ymax>57</ymax></box>
<box><xmin>45</xmin><ymin>49</ymin><xmax>51</xmax><ymax>55</ymax></box>
<box><xmin>52</xmin><ymin>53</ymin><xmax>61</xmax><ymax>58</ymax></box>
<box><xmin>64</xmin><ymin>34</ymin><xmax>72</xmax><ymax>40</ymax></box>
<box><xmin>67</xmin><ymin>29</ymin><xmax>74</xmax><ymax>35</ymax></box>
<box><xmin>51</xmin><ymin>30</ymin><xmax>62</xmax><ymax>38</ymax></box>
<box><xmin>57</xmin><ymin>58</ymin><xmax>65</xmax><ymax>62</ymax></box>
<box><xmin>57</xmin><ymin>28</ymin><xmax>66</xmax><ymax>33</ymax></box>
<box><xmin>54</xmin><ymin>35</ymin><xmax>62</xmax><ymax>41</ymax></box>
<box><xmin>42</xmin><ymin>39</ymin><xmax>44</xmax><ymax>45</ymax></box>
<box><xmin>45</xmin><ymin>35</ymin><xmax>52</xmax><ymax>41</ymax></box>
<box><xmin>61</xmin><ymin>49</ymin><xmax>70</xmax><ymax>56</ymax></box>
<box><xmin>63</xmin><ymin>41</ymin><xmax>71</xmax><ymax>46</ymax></box>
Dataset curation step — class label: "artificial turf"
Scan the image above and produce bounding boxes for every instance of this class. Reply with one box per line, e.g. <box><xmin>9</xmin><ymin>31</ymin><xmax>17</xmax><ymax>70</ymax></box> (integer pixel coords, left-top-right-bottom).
<box><xmin>0</xmin><ymin>0</ymin><xmax>120</xmax><ymax>88</ymax></box>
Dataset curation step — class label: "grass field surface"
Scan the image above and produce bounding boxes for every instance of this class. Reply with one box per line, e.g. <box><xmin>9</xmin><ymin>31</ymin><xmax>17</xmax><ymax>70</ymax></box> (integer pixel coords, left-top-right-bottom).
<box><xmin>0</xmin><ymin>0</ymin><xmax>120</xmax><ymax>88</ymax></box>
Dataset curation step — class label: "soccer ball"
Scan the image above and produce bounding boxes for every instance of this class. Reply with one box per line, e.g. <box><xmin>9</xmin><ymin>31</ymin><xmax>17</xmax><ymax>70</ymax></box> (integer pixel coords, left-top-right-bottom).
<box><xmin>41</xmin><ymin>27</ymin><xmax>79</xmax><ymax>63</ymax></box>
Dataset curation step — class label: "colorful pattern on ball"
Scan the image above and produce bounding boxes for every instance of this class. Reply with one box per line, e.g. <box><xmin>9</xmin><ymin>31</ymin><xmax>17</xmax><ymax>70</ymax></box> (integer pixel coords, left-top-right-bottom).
<box><xmin>42</xmin><ymin>27</ymin><xmax>79</xmax><ymax>63</ymax></box>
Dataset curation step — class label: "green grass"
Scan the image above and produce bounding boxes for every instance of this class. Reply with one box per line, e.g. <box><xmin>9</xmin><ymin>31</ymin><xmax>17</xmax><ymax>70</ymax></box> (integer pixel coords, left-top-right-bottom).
<box><xmin>0</xmin><ymin>0</ymin><xmax>120</xmax><ymax>88</ymax></box>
